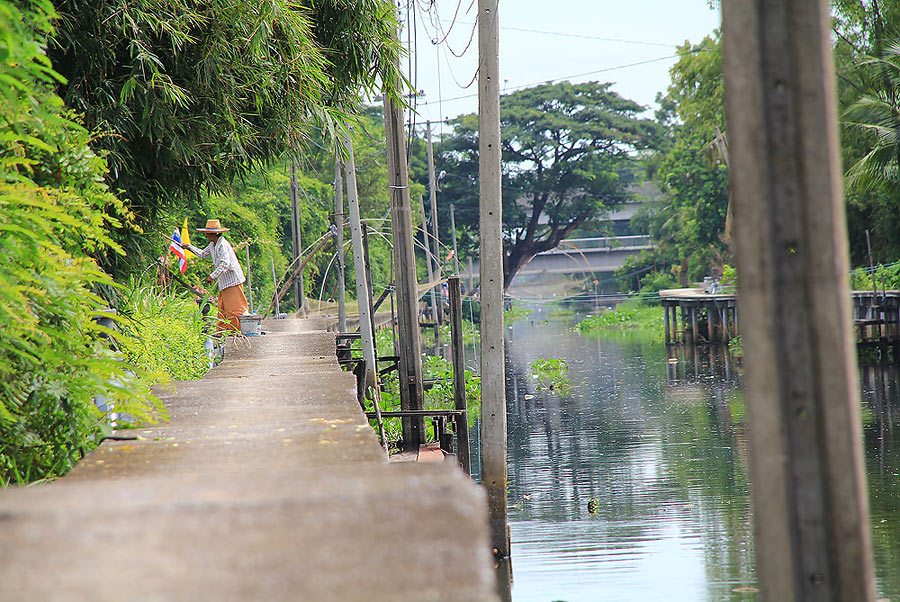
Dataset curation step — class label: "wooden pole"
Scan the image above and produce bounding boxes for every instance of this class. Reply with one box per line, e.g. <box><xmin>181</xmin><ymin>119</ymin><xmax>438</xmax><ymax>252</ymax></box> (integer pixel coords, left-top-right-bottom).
<box><xmin>478</xmin><ymin>0</ymin><xmax>509</xmax><ymax>563</ymax></box>
<box><xmin>664</xmin><ymin>302</ymin><xmax>671</xmax><ymax>344</ymax></box>
<box><xmin>270</xmin><ymin>256</ymin><xmax>280</xmax><ymax>318</ymax></box>
<box><xmin>334</xmin><ymin>159</ymin><xmax>347</xmax><ymax>332</ymax></box>
<box><xmin>722</xmin><ymin>1</ymin><xmax>874</xmax><ymax>599</ymax></box>
<box><xmin>383</xmin><ymin>30</ymin><xmax>425</xmax><ymax>450</ymax></box>
<box><xmin>342</xmin><ymin>134</ymin><xmax>377</xmax><ymax>392</ymax></box>
<box><xmin>426</xmin><ymin>120</ymin><xmax>443</xmax><ymax>325</ymax></box>
<box><xmin>448</xmin><ymin>276</ymin><xmax>471</xmax><ymax>477</ymax></box>
<box><xmin>362</xmin><ymin>224</ymin><xmax>378</xmax><ymax>352</ymax></box>
<box><xmin>289</xmin><ymin>161</ymin><xmax>307</xmax><ymax>317</ymax></box>
<box><xmin>245</xmin><ymin>245</ymin><xmax>254</xmax><ymax>315</ymax></box>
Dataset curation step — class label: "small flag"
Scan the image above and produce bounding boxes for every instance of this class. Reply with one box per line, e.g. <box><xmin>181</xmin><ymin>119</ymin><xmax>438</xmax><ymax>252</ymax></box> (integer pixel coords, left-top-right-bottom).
<box><xmin>169</xmin><ymin>229</ymin><xmax>187</xmax><ymax>274</ymax></box>
<box><xmin>180</xmin><ymin>218</ymin><xmax>195</xmax><ymax>259</ymax></box>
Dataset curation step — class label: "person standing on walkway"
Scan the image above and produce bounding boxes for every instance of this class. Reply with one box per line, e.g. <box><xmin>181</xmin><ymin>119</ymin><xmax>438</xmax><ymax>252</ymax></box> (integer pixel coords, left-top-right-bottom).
<box><xmin>187</xmin><ymin>219</ymin><xmax>248</xmax><ymax>332</ymax></box>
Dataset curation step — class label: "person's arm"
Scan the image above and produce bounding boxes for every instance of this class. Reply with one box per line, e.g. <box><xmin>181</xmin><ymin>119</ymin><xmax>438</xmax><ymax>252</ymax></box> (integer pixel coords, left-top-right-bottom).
<box><xmin>187</xmin><ymin>243</ymin><xmax>211</xmax><ymax>258</ymax></box>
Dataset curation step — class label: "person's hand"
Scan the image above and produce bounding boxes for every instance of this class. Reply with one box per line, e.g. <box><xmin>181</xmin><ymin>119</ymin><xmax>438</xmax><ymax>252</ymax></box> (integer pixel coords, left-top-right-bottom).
<box><xmin>206</xmin><ymin>276</ymin><xmax>214</xmax><ymax>284</ymax></box>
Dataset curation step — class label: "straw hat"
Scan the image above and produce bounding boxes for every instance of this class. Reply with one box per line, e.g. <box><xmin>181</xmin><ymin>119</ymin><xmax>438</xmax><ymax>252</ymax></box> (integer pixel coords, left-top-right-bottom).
<box><xmin>196</xmin><ymin>219</ymin><xmax>230</xmax><ymax>233</ymax></box>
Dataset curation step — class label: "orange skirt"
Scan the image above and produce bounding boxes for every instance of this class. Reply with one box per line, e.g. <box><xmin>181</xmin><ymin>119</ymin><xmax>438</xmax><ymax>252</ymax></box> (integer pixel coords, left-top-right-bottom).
<box><xmin>217</xmin><ymin>284</ymin><xmax>249</xmax><ymax>332</ymax></box>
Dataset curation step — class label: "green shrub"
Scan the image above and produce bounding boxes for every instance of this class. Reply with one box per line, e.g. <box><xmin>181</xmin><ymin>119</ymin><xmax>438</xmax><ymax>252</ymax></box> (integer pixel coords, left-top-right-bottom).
<box><xmin>117</xmin><ymin>283</ymin><xmax>213</xmax><ymax>383</ymax></box>
<box><xmin>850</xmin><ymin>263</ymin><xmax>900</xmax><ymax>291</ymax></box>
<box><xmin>0</xmin><ymin>2</ymin><xmax>163</xmax><ymax>484</ymax></box>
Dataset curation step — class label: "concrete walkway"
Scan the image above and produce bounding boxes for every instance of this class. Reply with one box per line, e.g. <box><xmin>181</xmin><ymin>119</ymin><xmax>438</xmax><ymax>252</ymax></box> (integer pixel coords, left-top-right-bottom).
<box><xmin>0</xmin><ymin>318</ymin><xmax>498</xmax><ymax>602</ymax></box>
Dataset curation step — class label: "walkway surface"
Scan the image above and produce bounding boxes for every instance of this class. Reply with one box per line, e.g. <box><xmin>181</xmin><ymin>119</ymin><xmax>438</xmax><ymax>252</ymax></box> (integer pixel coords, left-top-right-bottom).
<box><xmin>0</xmin><ymin>318</ymin><xmax>498</xmax><ymax>602</ymax></box>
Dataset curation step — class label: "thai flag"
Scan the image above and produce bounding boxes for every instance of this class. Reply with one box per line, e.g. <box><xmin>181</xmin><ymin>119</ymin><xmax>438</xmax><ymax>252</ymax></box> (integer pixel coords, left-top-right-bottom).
<box><xmin>169</xmin><ymin>228</ymin><xmax>187</xmax><ymax>274</ymax></box>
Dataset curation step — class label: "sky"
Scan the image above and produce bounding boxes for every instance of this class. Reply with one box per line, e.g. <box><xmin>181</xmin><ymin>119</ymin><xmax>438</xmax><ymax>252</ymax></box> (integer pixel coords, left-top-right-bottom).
<box><xmin>396</xmin><ymin>0</ymin><xmax>722</xmax><ymax>129</ymax></box>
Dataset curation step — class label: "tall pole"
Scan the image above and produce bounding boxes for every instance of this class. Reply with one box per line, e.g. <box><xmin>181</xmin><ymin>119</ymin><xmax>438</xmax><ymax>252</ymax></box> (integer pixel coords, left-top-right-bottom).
<box><xmin>245</xmin><ymin>245</ymin><xmax>254</xmax><ymax>314</ymax></box>
<box><xmin>426</xmin><ymin>120</ymin><xmax>443</xmax><ymax>324</ymax></box>
<box><xmin>334</xmin><ymin>158</ymin><xmax>347</xmax><ymax>332</ymax></box>
<box><xmin>383</xmin><ymin>28</ymin><xmax>425</xmax><ymax>450</ymax></box>
<box><xmin>478</xmin><ymin>0</ymin><xmax>508</xmax><ymax>564</ymax></box>
<box><xmin>289</xmin><ymin>161</ymin><xmax>307</xmax><ymax>317</ymax></box>
<box><xmin>270</xmin><ymin>256</ymin><xmax>280</xmax><ymax>318</ymax></box>
<box><xmin>450</xmin><ymin>203</ymin><xmax>461</xmax><ymax>276</ymax></box>
<box><xmin>723</xmin><ymin>1</ymin><xmax>874</xmax><ymax>600</ymax></box>
<box><xmin>448</xmin><ymin>276</ymin><xmax>471</xmax><ymax>477</ymax></box>
<box><xmin>342</xmin><ymin>134</ymin><xmax>377</xmax><ymax>392</ymax></box>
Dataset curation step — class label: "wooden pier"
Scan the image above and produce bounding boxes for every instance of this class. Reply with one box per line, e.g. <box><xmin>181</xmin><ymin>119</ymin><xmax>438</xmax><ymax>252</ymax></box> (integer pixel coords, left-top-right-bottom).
<box><xmin>661</xmin><ymin>288</ymin><xmax>738</xmax><ymax>346</ymax></box>
<box><xmin>662</xmin><ymin>287</ymin><xmax>900</xmax><ymax>356</ymax></box>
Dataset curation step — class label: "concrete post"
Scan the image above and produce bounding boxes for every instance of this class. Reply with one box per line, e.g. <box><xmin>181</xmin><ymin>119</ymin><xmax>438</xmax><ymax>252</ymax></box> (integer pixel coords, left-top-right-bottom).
<box><xmin>478</xmin><ymin>0</ymin><xmax>509</xmax><ymax>564</ymax></box>
<box><xmin>342</xmin><ymin>134</ymin><xmax>377</xmax><ymax>393</ymax></box>
<box><xmin>383</xmin><ymin>34</ymin><xmax>425</xmax><ymax>448</ymax></box>
<box><xmin>722</xmin><ymin>1</ymin><xmax>875</xmax><ymax>599</ymax></box>
<box><xmin>334</xmin><ymin>159</ymin><xmax>347</xmax><ymax>332</ymax></box>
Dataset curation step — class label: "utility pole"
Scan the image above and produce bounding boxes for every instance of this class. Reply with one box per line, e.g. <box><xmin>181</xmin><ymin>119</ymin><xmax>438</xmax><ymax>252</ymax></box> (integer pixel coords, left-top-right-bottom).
<box><xmin>478</xmin><ymin>0</ymin><xmax>508</xmax><ymax>565</ymax></box>
<box><xmin>722</xmin><ymin>1</ymin><xmax>874</xmax><ymax>600</ymax></box>
<box><xmin>426</xmin><ymin>120</ymin><xmax>443</xmax><ymax>324</ymax></box>
<box><xmin>342</xmin><ymin>134</ymin><xmax>377</xmax><ymax>393</ymax></box>
<box><xmin>289</xmin><ymin>161</ymin><xmax>307</xmax><ymax>317</ymax></box>
<box><xmin>383</xmin><ymin>46</ymin><xmax>425</xmax><ymax>449</ymax></box>
<box><xmin>334</xmin><ymin>158</ymin><xmax>347</xmax><ymax>332</ymax></box>
<box><xmin>450</xmin><ymin>203</ymin><xmax>461</xmax><ymax>276</ymax></box>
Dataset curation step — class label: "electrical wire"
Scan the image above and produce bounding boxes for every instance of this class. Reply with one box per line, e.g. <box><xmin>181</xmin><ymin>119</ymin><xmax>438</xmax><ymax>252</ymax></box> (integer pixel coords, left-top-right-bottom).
<box><xmin>419</xmin><ymin>49</ymin><xmax>710</xmax><ymax>106</ymax></box>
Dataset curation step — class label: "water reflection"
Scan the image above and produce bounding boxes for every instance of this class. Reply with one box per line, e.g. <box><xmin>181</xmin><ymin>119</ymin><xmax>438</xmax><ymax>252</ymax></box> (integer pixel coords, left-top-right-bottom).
<box><xmin>861</xmin><ymin>364</ymin><xmax>900</xmax><ymax>598</ymax></box>
<box><xmin>500</xmin><ymin>308</ymin><xmax>755</xmax><ymax>601</ymax></box>
<box><xmin>468</xmin><ymin>305</ymin><xmax>900</xmax><ymax>601</ymax></box>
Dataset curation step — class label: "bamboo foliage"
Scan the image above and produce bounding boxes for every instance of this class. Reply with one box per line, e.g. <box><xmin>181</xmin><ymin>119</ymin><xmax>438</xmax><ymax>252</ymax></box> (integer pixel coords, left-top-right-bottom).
<box><xmin>0</xmin><ymin>1</ymin><xmax>163</xmax><ymax>483</ymax></box>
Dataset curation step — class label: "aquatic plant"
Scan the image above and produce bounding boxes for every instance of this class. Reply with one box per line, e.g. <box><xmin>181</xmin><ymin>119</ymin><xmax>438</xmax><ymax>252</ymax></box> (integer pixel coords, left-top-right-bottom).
<box><xmin>504</xmin><ymin>304</ymin><xmax>532</xmax><ymax>323</ymax></box>
<box><xmin>575</xmin><ymin>300</ymin><xmax>665</xmax><ymax>341</ymax></box>
<box><xmin>529</xmin><ymin>357</ymin><xmax>572</xmax><ymax>393</ymax></box>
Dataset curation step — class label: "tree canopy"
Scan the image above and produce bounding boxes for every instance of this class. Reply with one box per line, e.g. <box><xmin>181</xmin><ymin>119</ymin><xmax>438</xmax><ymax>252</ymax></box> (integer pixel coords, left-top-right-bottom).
<box><xmin>437</xmin><ymin>81</ymin><xmax>663</xmax><ymax>287</ymax></box>
<box><xmin>47</xmin><ymin>0</ymin><xmax>403</xmax><ymax>273</ymax></box>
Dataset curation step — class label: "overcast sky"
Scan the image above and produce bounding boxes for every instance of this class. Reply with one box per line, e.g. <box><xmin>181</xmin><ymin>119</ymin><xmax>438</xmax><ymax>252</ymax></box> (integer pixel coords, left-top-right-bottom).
<box><xmin>396</xmin><ymin>1</ymin><xmax>722</xmax><ymax>129</ymax></box>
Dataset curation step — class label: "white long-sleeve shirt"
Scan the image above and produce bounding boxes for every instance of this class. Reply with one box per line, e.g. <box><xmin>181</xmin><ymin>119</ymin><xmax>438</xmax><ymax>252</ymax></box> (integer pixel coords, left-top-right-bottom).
<box><xmin>187</xmin><ymin>237</ymin><xmax>245</xmax><ymax>291</ymax></box>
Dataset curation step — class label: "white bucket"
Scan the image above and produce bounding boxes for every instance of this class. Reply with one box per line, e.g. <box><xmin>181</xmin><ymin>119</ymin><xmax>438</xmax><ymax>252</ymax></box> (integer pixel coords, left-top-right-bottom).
<box><xmin>239</xmin><ymin>313</ymin><xmax>262</xmax><ymax>335</ymax></box>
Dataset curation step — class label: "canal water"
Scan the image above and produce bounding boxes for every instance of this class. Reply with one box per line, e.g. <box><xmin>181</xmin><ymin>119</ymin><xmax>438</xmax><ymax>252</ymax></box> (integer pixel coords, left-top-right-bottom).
<box><xmin>474</xmin><ymin>303</ymin><xmax>900</xmax><ymax>601</ymax></box>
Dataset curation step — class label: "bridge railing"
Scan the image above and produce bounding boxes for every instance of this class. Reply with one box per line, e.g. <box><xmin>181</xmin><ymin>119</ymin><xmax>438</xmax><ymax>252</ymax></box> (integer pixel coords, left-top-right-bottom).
<box><xmin>539</xmin><ymin>235</ymin><xmax>652</xmax><ymax>254</ymax></box>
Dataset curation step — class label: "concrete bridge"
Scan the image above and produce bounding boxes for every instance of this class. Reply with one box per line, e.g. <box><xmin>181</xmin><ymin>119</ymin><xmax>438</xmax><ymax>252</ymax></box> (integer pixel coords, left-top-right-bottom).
<box><xmin>462</xmin><ymin>235</ymin><xmax>654</xmax><ymax>284</ymax></box>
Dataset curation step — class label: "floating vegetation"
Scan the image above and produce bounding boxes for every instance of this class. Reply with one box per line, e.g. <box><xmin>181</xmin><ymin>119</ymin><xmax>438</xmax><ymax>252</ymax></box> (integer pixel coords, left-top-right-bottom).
<box><xmin>574</xmin><ymin>300</ymin><xmax>664</xmax><ymax>341</ymax></box>
<box><xmin>529</xmin><ymin>357</ymin><xmax>571</xmax><ymax>393</ymax></box>
<box><xmin>728</xmin><ymin>335</ymin><xmax>743</xmax><ymax>357</ymax></box>
<box><xmin>504</xmin><ymin>304</ymin><xmax>532</xmax><ymax>323</ymax></box>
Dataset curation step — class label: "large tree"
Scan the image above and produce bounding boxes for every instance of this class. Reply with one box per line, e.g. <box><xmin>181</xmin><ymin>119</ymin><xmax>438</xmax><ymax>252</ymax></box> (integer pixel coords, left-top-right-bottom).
<box><xmin>833</xmin><ymin>0</ymin><xmax>900</xmax><ymax>264</ymax></box>
<box><xmin>46</xmin><ymin>0</ymin><xmax>403</xmax><ymax>273</ymax></box>
<box><xmin>438</xmin><ymin>81</ymin><xmax>662</xmax><ymax>288</ymax></box>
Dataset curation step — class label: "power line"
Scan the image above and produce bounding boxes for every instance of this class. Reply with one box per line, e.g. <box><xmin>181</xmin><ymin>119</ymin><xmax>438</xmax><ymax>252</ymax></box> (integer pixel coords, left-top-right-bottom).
<box><xmin>419</xmin><ymin>50</ymin><xmax>707</xmax><ymax>106</ymax></box>
<box><xmin>445</xmin><ymin>20</ymin><xmax>681</xmax><ymax>49</ymax></box>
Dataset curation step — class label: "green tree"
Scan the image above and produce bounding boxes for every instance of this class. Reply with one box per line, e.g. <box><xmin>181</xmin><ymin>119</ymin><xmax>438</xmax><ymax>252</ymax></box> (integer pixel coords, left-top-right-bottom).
<box><xmin>47</xmin><ymin>0</ymin><xmax>403</xmax><ymax>274</ymax></box>
<box><xmin>833</xmin><ymin>1</ymin><xmax>900</xmax><ymax>264</ymax></box>
<box><xmin>624</xmin><ymin>34</ymin><xmax>729</xmax><ymax>289</ymax></box>
<box><xmin>438</xmin><ymin>81</ymin><xmax>662</xmax><ymax>288</ymax></box>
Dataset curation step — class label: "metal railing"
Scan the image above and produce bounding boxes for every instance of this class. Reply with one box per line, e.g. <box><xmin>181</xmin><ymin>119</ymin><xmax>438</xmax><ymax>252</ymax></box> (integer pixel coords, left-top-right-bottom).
<box><xmin>538</xmin><ymin>235</ymin><xmax>653</xmax><ymax>254</ymax></box>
